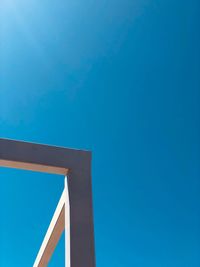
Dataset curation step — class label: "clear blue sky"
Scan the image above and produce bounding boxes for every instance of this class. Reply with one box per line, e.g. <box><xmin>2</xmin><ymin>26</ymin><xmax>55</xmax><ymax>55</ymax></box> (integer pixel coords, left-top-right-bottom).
<box><xmin>0</xmin><ymin>0</ymin><xmax>200</xmax><ymax>266</ymax></box>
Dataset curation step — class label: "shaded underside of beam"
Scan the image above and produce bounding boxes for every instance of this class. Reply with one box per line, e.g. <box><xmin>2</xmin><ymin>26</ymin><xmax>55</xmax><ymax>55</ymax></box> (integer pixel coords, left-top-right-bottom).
<box><xmin>0</xmin><ymin>159</ymin><xmax>68</xmax><ymax>175</ymax></box>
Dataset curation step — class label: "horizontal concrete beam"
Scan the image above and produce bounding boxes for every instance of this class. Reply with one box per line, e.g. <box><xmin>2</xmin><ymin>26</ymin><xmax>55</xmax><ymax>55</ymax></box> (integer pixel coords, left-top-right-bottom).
<box><xmin>0</xmin><ymin>138</ymin><xmax>91</xmax><ymax>173</ymax></box>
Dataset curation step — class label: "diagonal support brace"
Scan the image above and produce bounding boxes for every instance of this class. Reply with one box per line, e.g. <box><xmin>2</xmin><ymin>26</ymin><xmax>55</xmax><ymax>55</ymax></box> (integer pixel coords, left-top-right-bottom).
<box><xmin>33</xmin><ymin>177</ymin><xmax>70</xmax><ymax>267</ymax></box>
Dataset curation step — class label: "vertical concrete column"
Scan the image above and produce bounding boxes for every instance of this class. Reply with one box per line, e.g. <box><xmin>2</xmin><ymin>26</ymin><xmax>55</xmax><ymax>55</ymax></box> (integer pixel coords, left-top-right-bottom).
<box><xmin>67</xmin><ymin>153</ymin><xmax>95</xmax><ymax>267</ymax></box>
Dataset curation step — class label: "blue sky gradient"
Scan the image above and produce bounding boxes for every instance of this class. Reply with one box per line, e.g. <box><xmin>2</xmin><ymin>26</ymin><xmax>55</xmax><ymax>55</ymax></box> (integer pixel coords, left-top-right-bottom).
<box><xmin>0</xmin><ymin>0</ymin><xmax>200</xmax><ymax>266</ymax></box>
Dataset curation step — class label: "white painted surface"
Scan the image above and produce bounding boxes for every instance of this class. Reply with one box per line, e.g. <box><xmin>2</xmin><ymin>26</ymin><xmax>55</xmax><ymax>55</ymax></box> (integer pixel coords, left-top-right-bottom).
<box><xmin>33</xmin><ymin>187</ymin><xmax>65</xmax><ymax>267</ymax></box>
<box><xmin>33</xmin><ymin>177</ymin><xmax>70</xmax><ymax>267</ymax></box>
<box><xmin>65</xmin><ymin>176</ymin><xmax>71</xmax><ymax>267</ymax></box>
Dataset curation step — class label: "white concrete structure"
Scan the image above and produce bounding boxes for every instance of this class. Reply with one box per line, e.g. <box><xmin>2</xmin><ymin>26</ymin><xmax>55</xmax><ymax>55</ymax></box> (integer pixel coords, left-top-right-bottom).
<box><xmin>0</xmin><ymin>138</ymin><xmax>95</xmax><ymax>267</ymax></box>
<box><xmin>33</xmin><ymin>177</ymin><xmax>70</xmax><ymax>267</ymax></box>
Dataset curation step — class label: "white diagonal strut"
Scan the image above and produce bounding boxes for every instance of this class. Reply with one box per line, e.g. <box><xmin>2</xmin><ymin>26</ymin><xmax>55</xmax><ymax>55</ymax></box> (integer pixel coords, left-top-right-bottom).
<box><xmin>33</xmin><ymin>177</ymin><xmax>70</xmax><ymax>267</ymax></box>
<box><xmin>65</xmin><ymin>176</ymin><xmax>70</xmax><ymax>267</ymax></box>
